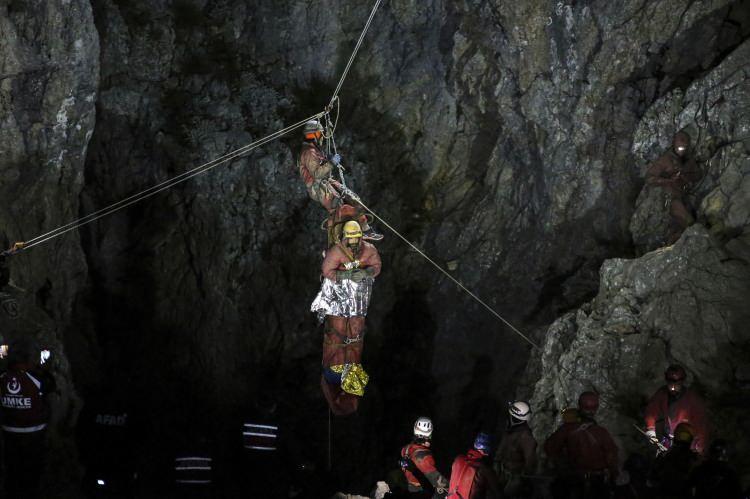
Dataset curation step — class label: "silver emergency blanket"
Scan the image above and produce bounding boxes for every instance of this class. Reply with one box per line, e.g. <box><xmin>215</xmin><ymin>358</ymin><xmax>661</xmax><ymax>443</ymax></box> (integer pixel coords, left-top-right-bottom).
<box><xmin>311</xmin><ymin>277</ymin><xmax>374</xmax><ymax>321</ymax></box>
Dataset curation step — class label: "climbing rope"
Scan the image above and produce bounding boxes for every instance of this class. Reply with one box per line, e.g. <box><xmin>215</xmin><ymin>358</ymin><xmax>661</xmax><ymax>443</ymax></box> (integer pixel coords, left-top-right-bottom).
<box><xmin>338</xmin><ymin>185</ymin><xmax>622</xmax><ymax>406</ymax></box>
<box><xmin>6</xmin><ymin>0</ymin><xmax>386</xmax><ymax>255</ymax></box>
<box><xmin>327</xmin><ymin>0</ymin><xmax>384</xmax><ymax>110</ymax></box>
<box><xmin>339</xmin><ymin>186</ymin><xmax>541</xmax><ymax>349</ymax></box>
<box><xmin>327</xmin><ymin>408</ymin><xmax>333</xmax><ymax>472</ymax></box>
<box><xmin>5</xmin><ymin>112</ymin><xmax>324</xmax><ymax>255</ymax></box>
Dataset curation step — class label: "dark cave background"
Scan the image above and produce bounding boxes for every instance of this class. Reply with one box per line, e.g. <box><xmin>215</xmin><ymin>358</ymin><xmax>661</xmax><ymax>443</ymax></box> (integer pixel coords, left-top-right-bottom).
<box><xmin>0</xmin><ymin>0</ymin><xmax>749</xmax><ymax>496</ymax></box>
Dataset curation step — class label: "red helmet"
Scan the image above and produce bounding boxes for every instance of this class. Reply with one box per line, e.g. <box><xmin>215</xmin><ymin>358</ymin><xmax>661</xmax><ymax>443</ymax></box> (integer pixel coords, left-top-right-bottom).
<box><xmin>665</xmin><ymin>365</ymin><xmax>687</xmax><ymax>382</ymax></box>
<box><xmin>577</xmin><ymin>391</ymin><xmax>599</xmax><ymax>414</ymax></box>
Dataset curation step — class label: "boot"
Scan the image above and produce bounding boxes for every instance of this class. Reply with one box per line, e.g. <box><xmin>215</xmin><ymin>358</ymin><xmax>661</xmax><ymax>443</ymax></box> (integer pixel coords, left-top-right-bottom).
<box><xmin>362</xmin><ymin>227</ymin><xmax>384</xmax><ymax>241</ymax></box>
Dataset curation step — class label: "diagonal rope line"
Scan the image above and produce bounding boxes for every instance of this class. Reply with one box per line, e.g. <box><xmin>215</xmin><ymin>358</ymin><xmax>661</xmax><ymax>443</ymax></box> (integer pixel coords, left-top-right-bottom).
<box><xmin>341</xmin><ymin>187</ymin><xmax>541</xmax><ymax>349</ymax></box>
<box><xmin>328</xmin><ymin>0</ymin><xmax>384</xmax><ymax>109</ymax></box>
<box><xmin>19</xmin><ymin>112</ymin><xmax>324</xmax><ymax>251</ymax></box>
<box><xmin>12</xmin><ymin>0</ymin><xmax>387</xmax><ymax>254</ymax></box>
<box><xmin>344</xmin><ymin>187</ymin><xmax>620</xmax><ymax>404</ymax></box>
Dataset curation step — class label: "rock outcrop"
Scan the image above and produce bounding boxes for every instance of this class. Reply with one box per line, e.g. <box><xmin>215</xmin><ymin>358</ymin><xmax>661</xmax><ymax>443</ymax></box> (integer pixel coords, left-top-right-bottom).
<box><xmin>528</xmin><ymin>37</ymin><xmax>750</xmax><ymax>475</ymax></box>
<box><xmin>0</xmin><ymin>0</ymin><xmax>98</xmax><ymax>495</ymax></box>
<box><xmin>0</xmin><ymin>0</ymin><xmax>748</xmax><ymax>495</ymax></box>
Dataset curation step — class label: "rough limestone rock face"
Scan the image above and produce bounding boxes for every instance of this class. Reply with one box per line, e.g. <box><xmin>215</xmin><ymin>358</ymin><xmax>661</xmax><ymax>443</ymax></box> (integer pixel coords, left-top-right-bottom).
<box><xmin>529</xmin><ymin>226</ymin><xmax>750</xmax><ymax>459</ymax></box>
<box><xmin>630</xmin><ymin>37</ymin><xmax>750</xmax><ymax>253</ymax></box>
<box><xmin>630</xmin><ymin>186</ymin><xmax>674</xmax><ymax>253</ymax></box>
<box><xmin>0</xmin><ymin>0</ymin><xmax>748</xmax><ymax>494</ymax></box>
<box><xmin>529</xmin><ymin>37</ymin><xmax>750</xmax><ymax>475</ymax></box>
<box><xmin>0</xmin><ymin>0</ymin><xmax>98</xmax><ymax>495</ymax></box>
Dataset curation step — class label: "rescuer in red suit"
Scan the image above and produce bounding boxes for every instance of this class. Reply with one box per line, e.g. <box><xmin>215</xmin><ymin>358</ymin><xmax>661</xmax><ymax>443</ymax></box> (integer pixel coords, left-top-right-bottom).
<box><xmin>645</xmin><ymin>131</ymin><xmax>701</xmax><ymax>244</ymax></box>
<box><xmin>448</xmin><ymin>432</ymin><xmax>502</xmax><ymax>499</ymax></box>
<box><xmin>644</xmin><ymin>364</ymin><xmax>709</xmax><ymax>455</ymax></box>
<box><xmin>545</xmin><ymin>391</ymin><xmax>619</xmax><ymax>499</ymax></box>
<box><xmin>297</xmin><ymin>119</ymin><xmax>382</xmax><ymax>242</ymax></box>
<box><xmin>315</xmin><ymin>221</ymin><xmax>382</xmax><ymax>416</ymax></box>
<box><xmin>400</xmin><ymin>417</ymin><xmax>449</xmax><ymax>498</ymax></box>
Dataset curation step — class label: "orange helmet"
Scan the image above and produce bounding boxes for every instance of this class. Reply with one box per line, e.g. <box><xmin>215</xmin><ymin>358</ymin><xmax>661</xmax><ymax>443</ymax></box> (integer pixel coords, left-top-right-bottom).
<box><xmin>303</xmin><ymin>120</ymin><xmax>324</xmax><ymax>140</ymax></box>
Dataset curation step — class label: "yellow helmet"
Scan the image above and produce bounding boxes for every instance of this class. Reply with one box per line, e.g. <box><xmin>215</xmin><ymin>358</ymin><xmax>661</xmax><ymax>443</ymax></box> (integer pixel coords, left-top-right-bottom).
<box><xmin>673</xmin><ymin>422</ymin><xmax>695</xmax><ymax>443</ymax></box>
<box><xmin>342</xmin><ymin>221</ymin><xmax>363</xmax><ymax>239</ymax></box>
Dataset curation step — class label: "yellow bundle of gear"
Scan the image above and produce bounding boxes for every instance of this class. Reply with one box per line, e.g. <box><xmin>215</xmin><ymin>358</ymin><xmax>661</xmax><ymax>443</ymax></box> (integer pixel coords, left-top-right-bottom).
<box><xmin>329</xmin><ymin>363</ymin><xmax>369</xmax><ymax>396</ymax></box>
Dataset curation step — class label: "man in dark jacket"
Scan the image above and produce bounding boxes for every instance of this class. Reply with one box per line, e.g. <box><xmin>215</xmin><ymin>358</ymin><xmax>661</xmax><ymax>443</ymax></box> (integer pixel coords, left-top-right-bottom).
<box><xmin>400</xmin><ymin>417</ymin><xmax>449</xmax><ymax>498</ymax></box>
<box><xmin>495</xmin><ymin>401</ymin><xmax>537</xmax><ymax>498</ymax></box>
<box><xmin>645</xmin><ymin>131</ymin><xmax>701</xmax><ymax>243</ymax></box>
<box><xmin>449</xmin><ymin>432</ymin><xmax>502</xmax><ymax>499</ymax></box>
<box><xmin>0</xmin><ymin>339</ymin><xmax>56</xmax><ymax>499</ymax></box>
<box><xmin>545</xmin><ymin>391</ymin><xmax>619</xmax><ymax>499</ymax></box>
<box><xmin>648</xmin><ymin>422</ymin><xmax>700</xmax><ymax>499</ymax></box>
<box><xmin>644</xmin><ymin>364</ymin><xmax>708</xmax><ymax>455</ymax></box>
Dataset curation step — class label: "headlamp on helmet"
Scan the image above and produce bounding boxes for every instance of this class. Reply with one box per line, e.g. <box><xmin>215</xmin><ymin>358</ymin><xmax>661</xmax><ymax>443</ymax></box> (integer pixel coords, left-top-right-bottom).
<box><xmin>508</xmin><ymin>401</ymin><xmax>531</xmax><ymax>422</ymax></box>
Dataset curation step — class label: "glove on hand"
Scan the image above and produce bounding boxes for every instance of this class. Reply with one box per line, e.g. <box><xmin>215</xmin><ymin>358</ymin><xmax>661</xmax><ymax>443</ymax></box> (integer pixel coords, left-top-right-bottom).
<box><xmin>645</xmin><ymin>429</ymin><xmax>658</xmax><ymax>442</ymax></box>
<box><xmin>343</xmin><ymin>260</ymin><xmax>361</xmax><ymax>270</ymax></box>
<box><xmin>329</xmin><ymin>153</ymin><xmax>341</xmax><ymax>166</ymax></box>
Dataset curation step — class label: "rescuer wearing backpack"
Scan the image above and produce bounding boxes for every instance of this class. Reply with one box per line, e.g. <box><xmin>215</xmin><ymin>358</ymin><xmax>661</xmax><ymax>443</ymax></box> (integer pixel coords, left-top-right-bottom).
<box><xmin>544</xmin><ymin>391</ymin><xmax>619</xmax><ymax>499</ymax></box>
<box><xmin>400</xmin><ymin>417</ymin><xmax>449</xmax><ymax>498</ymax></box>
<box><xmin>448</xmin><ymin>432</ymin><xmax>502</xmax><ymax>498</ymax></box>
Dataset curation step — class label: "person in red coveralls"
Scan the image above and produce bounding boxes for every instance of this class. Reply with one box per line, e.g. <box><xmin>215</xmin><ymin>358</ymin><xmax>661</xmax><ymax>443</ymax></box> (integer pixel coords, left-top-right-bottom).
<box><xmin>400</xmin><ymin>417</ymin><xmax>449</xmax><ymax>498</ymax></box>
<box><xmin>0</xmin><ymin>339</ymin><xmax>56</xmax><ymax>499</ymax></box>
<box><xmin>297</xmin><ymin>119</ymin><xmax>382</xmax><ymax>243</ymax></box>
<box><xmin>545</xmin><ymin>391</ymin><xmax>619</xmax><ymax>499</ymax></box>
<box><xmin>645</xmin><ymin>131</ymin><xmax>701</xmax><ymax>244</ymax></box>
<box><xmin>644</xmin><ymin>364</ymin><xmax>708</xmax><ymax>455</ymax></box>
<box><xmin>312</xmin><ymin>220</ymin><xmax>382</xmax><ymax>415</ymax></box>
<box><xmin>448</xmin><ymin>432</ymin><xmax>502</xmax><ymax>498</ymax></box>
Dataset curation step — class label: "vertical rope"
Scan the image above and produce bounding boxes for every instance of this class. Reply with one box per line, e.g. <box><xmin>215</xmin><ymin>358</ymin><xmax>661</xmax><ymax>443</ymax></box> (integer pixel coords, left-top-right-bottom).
<box><xmin>327</xmin><ymin>408</ymin><xmax>333</xmax><ymax>472</ymax></box>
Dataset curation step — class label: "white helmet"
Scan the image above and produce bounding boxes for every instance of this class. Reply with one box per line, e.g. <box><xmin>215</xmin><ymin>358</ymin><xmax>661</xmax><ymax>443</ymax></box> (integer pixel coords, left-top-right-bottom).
<box><xmin>509</xmin><ymin>401</ymin><xmax>531</xmax><ymax>421</ymax></box>
<box><xmin>413</xmin><ymin>417</ymin><xmax>433</xmax><ymax>439</ymax></box>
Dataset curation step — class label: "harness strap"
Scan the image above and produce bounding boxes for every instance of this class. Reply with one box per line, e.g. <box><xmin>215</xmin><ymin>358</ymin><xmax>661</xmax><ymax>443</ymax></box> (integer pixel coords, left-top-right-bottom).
<box><xmin>337</xmin><ymin>242</ymin><xmax>356</xmax><ymax>263</ymax></box>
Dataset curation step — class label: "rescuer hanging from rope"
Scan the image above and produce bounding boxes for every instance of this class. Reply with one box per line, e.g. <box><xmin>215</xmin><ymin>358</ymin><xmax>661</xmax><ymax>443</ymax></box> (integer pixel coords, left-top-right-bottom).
<box><xmin>311</xmin><ymin>220</ymin><xmax>380</xmax><ymax>416</ymax></box>
<box><xmin>297</xmin><ymin>119</ymin><xmax>383</xmax><ymax>245</ymax></box>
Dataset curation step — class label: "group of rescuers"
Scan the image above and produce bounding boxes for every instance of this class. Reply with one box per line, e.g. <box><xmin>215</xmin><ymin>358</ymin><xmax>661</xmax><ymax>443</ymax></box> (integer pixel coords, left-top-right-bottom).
<box><xmin>392</xmin><ymin>364</ymin><xmax>740</xmax><ymax>499</ymax></box>
<box><xmin>0</xmin><ymin>343</ymin><xmax>742</xmax><ymax>499</ymax></box>
<box><xmin>293</xmin><ymin>122</ymin><xmax>721</xmax><ymax>499</ymax></box>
